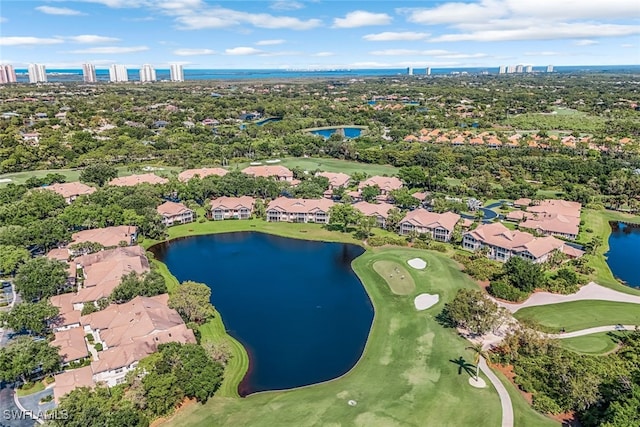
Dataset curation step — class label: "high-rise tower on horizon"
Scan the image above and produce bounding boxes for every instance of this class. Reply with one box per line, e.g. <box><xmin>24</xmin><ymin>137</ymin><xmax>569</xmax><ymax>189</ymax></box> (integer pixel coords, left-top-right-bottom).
<box><xmin>498</xmin><ymin>65</ymin><xmax>506</xmax><ymax>74</ymax></box>
<box><xmin>169</xmin><ymin>64</ymin><xmax>184</xmax><ymax>82</ymax></box>
<box><xmin>0</xmin><ymin>65</ymin><xmax>17</xmax><ymax>84</ymax></box>
<box><xmin>27</xmin><ymin>64</ymin><xmax>47</xmax><ymax>83</ymax></box>
<box><xmin>109</xmin><ymin>64</ymin><xmax>128</xmax><ymax>82</ymax></box>
<box><xmin>547</xmin><ymin>65</ymin><xmax>554</xmax><ymax>73</ymax></box>
<box><xmin>82</xmin><ymin>63</ymin><xmax>97</xmax><ymax>83</ymax></box>
<box><xmin>426</xmin><ymin>67</ymin><xmax>431</xmax><ymax>76</ymax></box>
<box><xmin>140</xmin><ymin>64</ymin><xmax>156</xmax><ymax>82</ymax></box>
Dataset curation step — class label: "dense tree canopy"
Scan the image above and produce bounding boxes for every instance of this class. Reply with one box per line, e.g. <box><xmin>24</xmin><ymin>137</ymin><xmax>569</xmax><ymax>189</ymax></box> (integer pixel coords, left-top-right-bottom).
<box><xmin>14</xmin><ymin>257</ymin><xmax>69</xmax><ymax>301</ymax></box>
<box><xmin>169</xmin><ymin>281</ymin><xmax>215</xmax><ymax>325</ymax></box>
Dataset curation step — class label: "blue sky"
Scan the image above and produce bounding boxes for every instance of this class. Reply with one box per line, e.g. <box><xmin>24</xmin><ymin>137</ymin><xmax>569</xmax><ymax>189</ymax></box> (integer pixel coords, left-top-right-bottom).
<box><xmin>0</xmin><ymin>0</ymin><xmax>638</xmax><ymax>69</ymax></box>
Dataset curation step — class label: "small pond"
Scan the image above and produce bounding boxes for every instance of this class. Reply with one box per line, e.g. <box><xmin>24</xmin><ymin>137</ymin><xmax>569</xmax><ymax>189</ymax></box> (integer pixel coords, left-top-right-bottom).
<box><xmin>606</xmin><ymin>221</ymin><xmax>640</xmax><ymax>288</ymax></box>
<box><xmin>151</xmin><ymin>232</ymin><xmax>374</xmax><ymax>395</ymax></box>
<box><xmin>309</xmin><ymin>127</ymin><xmax>363</xmax><ymax>139</ymax></box>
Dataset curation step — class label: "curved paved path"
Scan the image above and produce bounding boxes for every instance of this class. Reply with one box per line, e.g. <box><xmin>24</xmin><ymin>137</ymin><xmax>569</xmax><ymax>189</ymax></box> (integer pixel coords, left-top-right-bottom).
<box><xmin>496</xmin><ymin>282</ymin><xmax>640</xmax><ymax>313</ymax></box>
<box><xmin>548</xmin><ymin>324</ymin><xmax>637</xmax><ymax>339</ymax></box>
<box><xmin>478</xmin><ymin>357</ymin><xmax>513</xmax><ymax>427</ymax></box>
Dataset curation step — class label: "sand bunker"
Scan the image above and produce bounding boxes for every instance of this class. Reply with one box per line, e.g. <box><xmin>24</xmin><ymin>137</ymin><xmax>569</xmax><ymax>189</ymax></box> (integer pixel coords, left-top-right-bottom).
<box><xmin>0</xmin><ymin>179</ymin><xmax>12</xmax><ymax>183</ymax></box>
<box><xmin>414</xmin><ymin>293</ymin><xmax>439</xmax><ymax>311</ymax></box>
<box><xmin>407</xmin><ymin>258</ymin><xmax>426</xmax><ymax>270</ymax></box>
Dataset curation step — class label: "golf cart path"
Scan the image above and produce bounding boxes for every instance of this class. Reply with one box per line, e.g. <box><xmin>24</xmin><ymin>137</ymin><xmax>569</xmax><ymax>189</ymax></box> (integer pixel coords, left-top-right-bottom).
<box><xmin>478</xmin><ymin>357</ymin><xmax>514</xmax><ymax>427</ymax></box>
<box><xmin>496</xmin><ymin>282</ymin><xmax>640</xmax><ymax>313</ymax></box>
<box><xmin>548</xmin><ymin>324</ymin><xmax>637</xmax><ymax>339</ymax></box>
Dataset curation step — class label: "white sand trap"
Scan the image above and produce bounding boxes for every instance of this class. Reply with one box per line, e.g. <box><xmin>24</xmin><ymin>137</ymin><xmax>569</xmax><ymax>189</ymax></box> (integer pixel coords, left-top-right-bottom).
<box><xmin>414</xmin><ymin>293</ymin><xmax>439</xmax><ymax>311</ymax></box>
<box><xmin>407</xmin><ymin>258</ymin><xmax>427</xmax><ymax>270</ymax></box>
<box><xmin>0</xmin><ymin>179</ymin><xmax>12</xmax><ymax>183</ymax></box>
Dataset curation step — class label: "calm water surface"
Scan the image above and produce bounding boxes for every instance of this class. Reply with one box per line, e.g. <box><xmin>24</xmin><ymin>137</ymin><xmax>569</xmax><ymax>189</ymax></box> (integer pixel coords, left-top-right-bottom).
<box><xmin>606</xmin><ymin>222</ymin><xmax>640</xmax><ymax>288</ymax></box>
<box><xmin>151</xmin><ymin>232</ymin><xmax>373</xmax><ymax>395</ymax></box>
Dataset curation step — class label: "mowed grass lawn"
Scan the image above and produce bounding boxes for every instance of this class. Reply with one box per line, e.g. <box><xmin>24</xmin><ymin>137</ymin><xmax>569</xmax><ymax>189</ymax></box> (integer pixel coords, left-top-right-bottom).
<box><xmin>155</xmin><ymin>239</ymin><xmax>555</xmax><ymax>426</ymax></box>
<box><xmin>0</xmin><ymin>165</ymin><xmax>181</xmax><ymax>186</ymax></box>
<box><xmin>559</xmin><ymin>332</ymin><xmax>623</xmax><ymax>355</ymax></box>
<box><xmin>233</xmin><ymin>157</ymin><xmax>399</xmax><ymax>176</ymax></box>
<box><xmin>372</xmin><ymin>260</ymin><xmax>415</xmax><ymax>295</ymax></box>
<box><xmin>514</xmin><ymin>301</ymin><xmax>640</xmax><ymax>333</ymax></box>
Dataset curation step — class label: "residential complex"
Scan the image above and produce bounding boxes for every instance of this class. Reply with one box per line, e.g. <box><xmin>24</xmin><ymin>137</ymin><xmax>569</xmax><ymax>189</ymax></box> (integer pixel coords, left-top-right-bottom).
<box><xmin>358</xmin><ymin>176</ymin><xmax>403</xmax><ymax>196</ymax></box>
<box><xmin>108</xmin><ymin>173</ymin><xmax>168</xmax><ymax>187</ymax></box>
<box><xmin>266</xmin><ymin>197</ymin><xmax>334</xmax><ymax>223</ymax></box>
<box><xmin>27</xmin><ymin>64</ymin><xmax>47</xmax><ymax>83</ymax></box>
<box><xmin>242</xmin><ymin>165</ymin><xmax>294</xmax><ymax>181</ymax></box>
<box><xmin>398</xmin><ymin>209</ymin><xmax>461</xmax><ymax>242</ymax></box>
<box><xmin>156</xmin><ymin>201</ymin><xmax>195</xmax><ymax>226</ymax></box>
<box><xmin>353</xmin><ymin>201</ymin><xmax>394</xmax><ymax>228</ymax></box>
<box><xmin>82</xmin><ymin>63</ymin><xmax>97</xmax><ymax>83</ymax></box>
<box><xmin>109</xmin><ymin>64</ymin><xmax>128</xmax><ymax>82</ymax></box>
<box><xmin>140</xmin><ymin>64</ymin><xmax>157</xmax><ymax>83</ymax></box>
<box><xmin>170</xmin><ymin>63</ymin><xmax>184</xmax><ymax>82</ymax></box>
<box><xmin>209</xmin><ymin>196</ymin><xmax>255</xmax><ymax>220</ymax></box>
<box><xmin>70</xmin><ymin>225</ymin><xmax>138</xmax><ymax>249</ymax></box>
<box><xmin>53</xmin><ymin>294</ymin><xmax>195</xmax><ymax>401</ymax></box>
<box><xmin>0</xmin><ymin>64</ymin><xmax>17</xmax><ymax>84</ymax></box>
<box><xmin>41</xmin><ymin>182</ymin><xmax>96</xmax><ymax>204</ymax></box>
<box><xmin>511</xmin><ymin>199</ymin><xmax>582</xmax><ymax>240</ymax></box>
<box><xmin>462</xmin><ymin>222</ymin><xmax>582</xmax><ymax>264</ymax></box>
<box><xmin>178</xmin><ymin>167</ymin><xmax>228</xmax><ymax>182</ymax></box>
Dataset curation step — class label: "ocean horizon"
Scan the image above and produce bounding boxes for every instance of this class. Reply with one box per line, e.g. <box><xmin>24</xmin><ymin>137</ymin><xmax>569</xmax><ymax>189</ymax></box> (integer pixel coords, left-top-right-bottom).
<box><xmin>10</xmin><ymin>64</ymin><xmax>640</xmax><ymax>83</ymax></box>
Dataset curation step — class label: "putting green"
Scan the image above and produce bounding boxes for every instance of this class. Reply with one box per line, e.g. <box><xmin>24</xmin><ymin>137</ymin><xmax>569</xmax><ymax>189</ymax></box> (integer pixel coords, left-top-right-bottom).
<box><xmin>373</xmin><ymin>260</ymin><xmax>415</xmax><ymax>295</ymax></box>
<box><xmin>559</xmin><ymin>332</ymin><xmax>621</xmax><ymax>355</ymax></box>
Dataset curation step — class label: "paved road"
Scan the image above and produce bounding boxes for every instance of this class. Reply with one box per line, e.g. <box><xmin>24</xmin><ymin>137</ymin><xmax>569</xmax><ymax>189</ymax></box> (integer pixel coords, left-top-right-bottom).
<box><xmin>548</xmin><ymin>324</ymin><xmax>637</xmax><ymax>339</ymax></box>
<box><xmin>496</xmin><ymin>282</ymin><xmax>640</xmax><ymax>313</ymax></box>
<box><xmin>478</xmin><ymin>358</ymin><xmax>514</xmax><ymax>427</ymax></box>
<box><xmin>0</xmin><ymin>383</ymin><xmax>37</xmax><ymax>427</ymax></box>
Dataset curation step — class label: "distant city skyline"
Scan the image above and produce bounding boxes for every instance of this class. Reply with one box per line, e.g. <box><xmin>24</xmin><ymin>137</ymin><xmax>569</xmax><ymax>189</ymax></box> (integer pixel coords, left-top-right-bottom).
<box><xmin>0</xmin><ymin>1</ymin><xmax>637</xmax><ymax>69</ymax></box>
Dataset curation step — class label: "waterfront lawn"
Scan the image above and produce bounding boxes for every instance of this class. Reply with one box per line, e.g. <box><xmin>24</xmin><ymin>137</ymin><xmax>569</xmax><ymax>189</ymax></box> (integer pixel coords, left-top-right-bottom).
<box><xmin>372</xmin><ymin>260</ymin><xmax>415</xmax><ymax>295</ymax></box>
<box><xmin>578</xmin><ymin>209</ymin><xmax>640</xmax><ymax>295</ymax></box>
<box><xmin>559</xmin><ymin>332</ymin><xmax>622</xmax><ymax>355</ymax></box>
<box><xmin>161</xmin><ymin>248</ymin><xmax>552</xmax><ymax>427</ymax></box>
<box><xmin>514</xmin><ymin>301</ymin><xmax>640</xmax><ymax>333</ymax></box>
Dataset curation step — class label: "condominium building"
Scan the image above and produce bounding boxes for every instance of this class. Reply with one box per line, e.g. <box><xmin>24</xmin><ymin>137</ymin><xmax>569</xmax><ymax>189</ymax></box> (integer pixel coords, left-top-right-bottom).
<box><xmin>525</xmin><ymin>65</ymin><xmax>533</xmax><ymax>73</ymax></box>
<box><xmin>82</xmin><ymin>63</ymin><xmax>97</xmax><ymax>83</ymax></box>
<box><xmin>169</xmin><ymin>63</ymin><xmax>184</xmax><ymax>82</ymax></box>
<box><xmin>547</xmin><ymin>65</ymin><xmax>554</xmax><ymax>73</ymax></box>
<box><xmin>27</xmin><ymin>63</ymin><xmax>47</xmax><ymax>83</ymax></box>
<box><xmin>498</xmin><ymin>65</ymin><xmax>506</xmax><ymax>74</ymax></box>
<box><xmin>407</xmin><ymin>67</ymin><xmax>414</xmax><ymax>76</ymax></box>
<box><xmin>426</xmin><ymin>67</ymin><xmax>431</xmax><ymax>76</ymax></box>
<box><xmin>515</xmin><ymin>64</ymin><xmax>524</xmax><ymax>73</ymax></box>
<box><xmin>109</xmin><ymin>64</ymin><xmax>128</xmax><ymax>82</ymax></box>
<box><xmin>140</xmin><ymin>64</ymin><xmax>156</xmax><ymax>82</ymax></box>
<box><xmin>0</xmin><ymin>65</ymin><xmax>17</xmax><ymax>84</ymax></box>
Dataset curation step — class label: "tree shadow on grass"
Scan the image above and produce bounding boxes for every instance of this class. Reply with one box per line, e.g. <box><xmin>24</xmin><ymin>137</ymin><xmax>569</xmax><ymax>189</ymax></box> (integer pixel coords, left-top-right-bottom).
<box><xmin>450</xmin><ymin>356</ymin><xmax>476</xmax><ymax>378</ymax></box>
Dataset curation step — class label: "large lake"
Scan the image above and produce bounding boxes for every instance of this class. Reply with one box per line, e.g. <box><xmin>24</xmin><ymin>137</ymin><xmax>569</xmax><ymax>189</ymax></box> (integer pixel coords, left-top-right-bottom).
<box><xmin>151</xmin><ymin>232</ymin><xmax>373</xmax><ymax>395</ymax></box>
<box><xmin>607</xmin><ymin>222</ymin><xmax>640</xmax><ymax>288</ymax></box>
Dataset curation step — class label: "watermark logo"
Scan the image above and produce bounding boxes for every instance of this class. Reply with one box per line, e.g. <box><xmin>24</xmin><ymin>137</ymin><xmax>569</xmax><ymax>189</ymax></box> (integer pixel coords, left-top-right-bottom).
<box><xmin>3</xmin><ymin>409</ymin><xmax>69</xmax><ymax>420</ymax></box>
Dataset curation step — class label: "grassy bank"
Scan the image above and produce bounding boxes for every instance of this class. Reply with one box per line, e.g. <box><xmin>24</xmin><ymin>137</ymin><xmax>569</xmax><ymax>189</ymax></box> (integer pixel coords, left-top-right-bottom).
<box><xmin>232</xmin><ymin>157</ymin><xmax>399</xmax><ymax>177</ymax></box>
<box><xmin>514</xmin><ymin>301</ymin><xmax>640</xmax><ymax>333</ymax></box>
<box><xmin>156</xmin><ymin>246</ymin><xmax>553</xmax><ymax>427</ymax></box>
<box><xmin>578</xmin><ymin>209</ymin><xmax>640</xmax><ymax>295</ymax></box>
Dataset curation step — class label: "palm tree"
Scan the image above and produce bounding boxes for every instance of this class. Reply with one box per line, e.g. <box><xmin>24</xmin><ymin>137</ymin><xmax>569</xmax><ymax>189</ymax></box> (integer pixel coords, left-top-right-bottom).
<box><xmin>466</xmin><ymin>344</ymin><xmax>489</xmax><ymax>381</ymax></box>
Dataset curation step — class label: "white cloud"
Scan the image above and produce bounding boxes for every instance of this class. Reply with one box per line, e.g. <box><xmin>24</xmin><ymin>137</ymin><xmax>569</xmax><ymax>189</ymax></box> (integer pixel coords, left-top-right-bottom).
<box><xmin>173</xmin><ymin>48</ymin><xmax>216</xmax><ymax>56</ymax></box>
<box><xmin>0</xmin><ymin>17</ymin><xmax>7</xmax><ymax>23</ymax></box>
<box><xmin>225</xmin><ymin>47</ymin><xmax>263</xmax><ymax>55</ymax></box>
<box><xmin>75</xmin><ymin>0</ymin><xmax>147</xmax><ymax>7</ymax></box>
<box><xmin>176</xmin><ymin>9</ymin><xmax>321</xmax><ymax>30</ymax></box>
<box><xmin>0</xmin><ymin>37</ymin><xmax>64</xmax><ymax>46</ymax></box>
<box><xmin>35</xmin><ymin>6</ymin><xmax>86</xmax><ymax>16</ymax></box>
<box><xmin>256</xmin><ymin>39</ymin><xmax>285</xmax><ymax>46</ymax></box>
<box><xmin>67</xmin><ymin>46</ymin><xmax>149</xmax><ymax>54</ymax></box>
<box><xmin>524</xmin><ymin>51</ymin><xmax>562</xmax><ymax>56</ymax></box>
<box><xmin>66</xmin><ymin>35</ymin><xmax>121</xmax><ymax>43</ymax></box>
<box><xmin>370</xmin><ymin>49</ymin><xmax>488</xmax><ymax>59</ymax></box>
<box><xmin>312</xmin><ymin>52</ymin><xmax>335</xmax><ymax>57</ymax></box>
<box><xmin>431</xmin><ymin>23</ymin><xmax>640</xmax><ymax>42</ymax></box>
<box><xmin>399</xmin><ymin>1</ymin><xmax>504</xmax><ymax>25</ymax></box>
<box><xmin>573</xmin><ymin>39</ymin><xmax>599</xmax><ymax>46</ymax></box>
<box><xmin>363</xmin><ymin>31</ymin><xmax>430</xmax><ymax>41</ymax></box>
<box><xmin>333</xmin><ymin>10</ymin><xmax>392</xmax><ymax>28</ymax></box>
<box><xmin>621</xmin><ymin>43</ymin><xmax>635</xmax><ymax>48</ymax></box>
<box><xmin>270</xmin><ymin>0</ymin><xmax>304</xmax><ymax>11</ymax></box>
